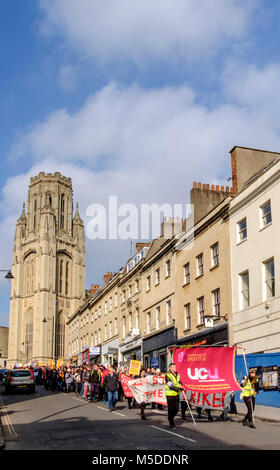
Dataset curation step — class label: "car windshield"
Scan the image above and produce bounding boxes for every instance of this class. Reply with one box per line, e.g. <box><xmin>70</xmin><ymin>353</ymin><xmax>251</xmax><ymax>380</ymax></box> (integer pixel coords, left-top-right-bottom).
<box><xmin>11</xmin><ymin>371</ymin><xmax>31</xmax><ymax>377</ymax></box>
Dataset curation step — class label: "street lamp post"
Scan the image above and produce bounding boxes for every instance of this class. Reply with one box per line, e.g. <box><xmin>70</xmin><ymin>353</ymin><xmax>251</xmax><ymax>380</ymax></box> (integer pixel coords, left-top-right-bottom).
<box><xmin>0</xmin><ymin>270</ymin><xmax>14</xmax><ymax>280</ymax></box>
<box><xmin>42</xmin><ymin>318</ymin><xmax>48</xmax><ymax>364</ymax></box>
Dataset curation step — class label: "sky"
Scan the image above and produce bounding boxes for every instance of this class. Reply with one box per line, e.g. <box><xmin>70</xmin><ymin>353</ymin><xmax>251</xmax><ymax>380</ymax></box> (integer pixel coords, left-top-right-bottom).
<box><xmin>1</xmin><ymin>0</ymin><xmax>280</xmax><ymax>326</ymax></box>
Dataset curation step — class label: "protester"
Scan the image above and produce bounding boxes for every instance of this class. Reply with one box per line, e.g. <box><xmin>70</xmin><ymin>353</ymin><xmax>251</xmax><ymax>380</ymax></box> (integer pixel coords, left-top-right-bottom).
<box><xmin>65</xmin><ymin>369</ymin><xmax>73</xmax><ymax>393</ymax></box>
<box><xmin>165</xmin><ymin>362</ymin><xmax>184</xmax><ymax>429</ymax></box>
<box><xmin>100</xmin><ymin>366</ymin><xmax>109</xmax><ymax>404</ymax></box>
<box><xmin>180</xmin><ymin>390</ymin><xmax>188</xmax><ymax>420</ymax></box>
<box><xmin>138</xmin><ymin>368</ymin><xmax>148</xmax><ymax>420</ymax></box>
<box><xmin>240</xmin><ymin>369</ymin><xmax>259</xmax><ymax>428</ymax></box>
<box><xmin>90</xmin><ymin>365</ymin><xmax>101</xmax><ymax>401</ymax></box>
<box><xmin>196</xmin><ymin>406</ymin><xmax>213</xmax><ymax>421</ymax></box>
<box><xmin>103</xmin><ymin>366</ymin><xmax>119</xmax><ymax>412</ymax></box>
<box><xmin>229</xmin><ymin>391</ymin><xmax>238</xmax><ymax>415</ymax></box>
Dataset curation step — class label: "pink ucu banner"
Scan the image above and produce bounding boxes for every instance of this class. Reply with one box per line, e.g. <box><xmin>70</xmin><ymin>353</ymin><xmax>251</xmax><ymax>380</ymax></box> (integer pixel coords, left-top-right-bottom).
<box><xmin>173</xmin><ymin>347</ymin><xmax>241</xmax><ymax>394</ymax></box>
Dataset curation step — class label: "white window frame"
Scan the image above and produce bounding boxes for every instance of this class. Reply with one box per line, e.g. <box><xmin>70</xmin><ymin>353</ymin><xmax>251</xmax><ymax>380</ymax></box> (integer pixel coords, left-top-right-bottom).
<box><xmin>212</xmin><ymin>288</ymin><xmax>220</xmax><ymax>316</ymax></box>
<box><xmin>198</xmin><ymin>296</ymin><xmax>204</xmax><ymax>324</ymax></box>
<box><xmin>165</xmin><ymin>260</ymin><xmax>171</xmax><ymax>277</ymax></box>
<box><xmin>166</xmin><ymin>300</ymin><xmax>171</xmax><ymax>325</ymax></box>
<box><xmin>146</xmin><ymin>276</ymin><xmax>151</xmax><ymax>292</ymax></box>
<box><xmin>239</xmin><ymin>270</ymin><xmax>249</xmax><ymax>309</ymax></box>
<box><xmin>211</xmin><ymin>243</ymin><xmax>219</xmax><ymax>267</ymax></box>
<box><xmin>237</xmin><ymin>218</ymin><xmax>247</xmax><ymax>243</ymax></box>
<box><xmin>196</xmin><ymin>254</ymin><xmax>204</xmax><ymax>277</ymax></box>
<box><xmin>156</xmin><ymin>306</ymin><xmax>161</xmax><ymax>330</ymax></box>
<box><xmin>263</xmin><ymin>258</ymin><xmax>275</xmax><ymax>300</ymax></box>
<box><xmin>155</xmin><ymin>268</ymin><xmax>160</xmax><ymax>285</ymax></box>
<box><xmin>185</xmin><ymin>303</ymin><xmax>191</xmax><ymax>330</ymax></box>
<box><xmin>184</xmin><ymin>262</ymin><xmax>190</xmax><ymax>285</ymax></box>
<box><xmin>147</xmin><ymin>312</ymin><xmax>151</xmax><ymax>334</ymax></box>
<box><xmin>260</xmin><ymin>200</ymin><xmax>272</xmax><ymax>229</ymax></box>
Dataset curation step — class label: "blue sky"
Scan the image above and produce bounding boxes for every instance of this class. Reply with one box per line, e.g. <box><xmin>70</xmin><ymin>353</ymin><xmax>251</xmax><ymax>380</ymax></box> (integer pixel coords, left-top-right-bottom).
<box><xmin>1</xmin><ymin>0</ymin><xmax>280</xmax><ymax>326</ymax></box>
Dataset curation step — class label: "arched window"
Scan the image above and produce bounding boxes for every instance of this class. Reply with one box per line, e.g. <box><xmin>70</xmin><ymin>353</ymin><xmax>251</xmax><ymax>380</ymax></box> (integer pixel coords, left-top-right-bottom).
<box><xmin>65</xmin><ymin>261</ymin><xmax>69</xmax><ymax>296</ymax></box>
<box><xmin>59</xmin><ymin>260</ymin><xmax>63</xmax><ymax>294</ymax></box>
<box><xmin>55</xmin><ymin>311</ymin><xmax>65</xmax><ymax>358</ymax></box>
<box><xmin>60</xmin><ymin>194</ymin><xmax>65</xmax><ymax>229</ymax></box>
<box><xmin>46</xmin><ymin>192</ymin><xmax>52</xmax><ymax>207</ymax></box>
<box><xmin>25</xmin><ymin>308</ymin><xmax>33</xmax><ymax>362</ymax></box>
<box><xmin>33</xmin><ymin>196</ymin><xmax>37</xmax><ymax>229</ymax></box>
<box><xmin>24</xmin><ymin>252</ymin><xmax>36</xmax><ymax>295</ymax></box>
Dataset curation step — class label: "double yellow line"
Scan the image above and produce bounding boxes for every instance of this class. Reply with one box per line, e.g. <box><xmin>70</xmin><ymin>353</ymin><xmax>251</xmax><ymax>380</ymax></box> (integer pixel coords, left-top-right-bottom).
<box><xmin>0</xmin><ymin>396</ymin><xmax>18</xmax><ymax>441</ymax></box>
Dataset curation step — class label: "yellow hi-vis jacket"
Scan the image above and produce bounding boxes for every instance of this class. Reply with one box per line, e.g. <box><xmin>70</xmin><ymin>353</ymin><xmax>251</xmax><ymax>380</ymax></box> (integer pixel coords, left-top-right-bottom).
<box><xmin>165</xmin><ymin>371</ymin><xmax>181</xmax><ymax>397</ymax></box>
<box><xmin>241</xmin><ymin>376</ymin><xmax>258</xmax><ymax>398</ymax></box>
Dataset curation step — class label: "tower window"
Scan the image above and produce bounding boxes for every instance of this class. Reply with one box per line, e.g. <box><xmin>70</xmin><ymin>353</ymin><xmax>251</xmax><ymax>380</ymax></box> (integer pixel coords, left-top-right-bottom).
<box><xmin>33</xmin><ymin>197</ymin><xmax>37</xmax><ymax>229</ymax></box>
<box><xmin>60</xmin><ymin>194</ymin><xmax>65</xmax><ymax>229</ymax></box>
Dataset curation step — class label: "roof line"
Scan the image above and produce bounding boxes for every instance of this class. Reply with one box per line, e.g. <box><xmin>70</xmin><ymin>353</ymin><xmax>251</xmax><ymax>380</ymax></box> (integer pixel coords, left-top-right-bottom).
<box><xmin>229</xmin><ymin>145</ymin><xmax>280</xmax><ymax>155</ymax></box>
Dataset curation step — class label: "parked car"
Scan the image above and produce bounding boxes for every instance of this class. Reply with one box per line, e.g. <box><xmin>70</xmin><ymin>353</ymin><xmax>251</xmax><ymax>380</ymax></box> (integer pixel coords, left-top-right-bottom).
<box><xmin>5</xmin><ymin>369</ymin><xmax>35</xmax><ymax>394</ymax></box>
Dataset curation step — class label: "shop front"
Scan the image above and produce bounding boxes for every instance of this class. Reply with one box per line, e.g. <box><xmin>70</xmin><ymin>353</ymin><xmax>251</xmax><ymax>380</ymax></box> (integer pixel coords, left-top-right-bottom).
<box><xmin>101</xmin><ymin>338</ymin><xmax>119</xmax><ymax>366</ymax></box>
<box><xmin>89</xmin><ymin>347</ymin><xmax>101</xmax><ymax>365</ymax></box>
<box><xmin>143</xmin><ymin>326</ymin><xmax>177</xmax><ymax>373</ymax></box>
<box><xmin>119</xmin><ymin>335</ymin><xmax>142</xmax><ymax>366</ymax></box>
<box><xmin>176</xmin><ymin>322</ymin><xmax>228</xmax><ymax>347</ymax></box>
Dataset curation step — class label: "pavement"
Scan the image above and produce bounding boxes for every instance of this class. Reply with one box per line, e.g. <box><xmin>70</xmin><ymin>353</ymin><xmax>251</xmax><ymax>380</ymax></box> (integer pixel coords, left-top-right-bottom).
<box><xmin>235</xmin><ymin>401</ymin><xmax>280</xmax><ymax>423</ymax></box>
<box><xmin>0</xmin><ymin>393</ymin><xmax>279</xmax><ymax>450</ymax></box>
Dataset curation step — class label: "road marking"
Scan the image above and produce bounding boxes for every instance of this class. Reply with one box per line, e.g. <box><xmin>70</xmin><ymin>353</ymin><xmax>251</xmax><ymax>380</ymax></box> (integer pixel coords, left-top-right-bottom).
<box><xmin>71</xmin><ymin>396</ymin><xmax>88</xmax><ymax>404</ymax></box>
<box><xmin>112</xmin><ymin>411</ymin><xmax>126</xmax><ymax>417</ymax></box>
<box><xmin>0</xmin><ymin>397</ymin><xmax>18</xmax><ymax>440</ymax></box>
<box><xmin>150</xmin><ymin>425</ymin><xmax>197</xmax><ymax>443</ymax></box>
<box><xmin>96</xmin><ymin>406</ymin><xmax>126</xmax><ymax>417</ymax></box>
<box><xmin>151</xmin><ymin>409</ymin><xmax>166</xmax><ymax>414</ymax></box>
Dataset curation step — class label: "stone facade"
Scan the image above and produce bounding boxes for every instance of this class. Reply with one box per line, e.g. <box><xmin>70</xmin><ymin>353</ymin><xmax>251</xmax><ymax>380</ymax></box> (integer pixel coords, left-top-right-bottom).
<box><xmin>229</xmin><ymin>154</ymin><xmax>280</xmax><ymax>353</ymax></box>
<box><xmin>8</xmin><ymin>172</ymin><xmax>86</xmax><ymax>367</ymax></box>
<box><xmin>0</xmin><ymin>326</ymin><xmax>9</xmax><ymax>368</ymax></box>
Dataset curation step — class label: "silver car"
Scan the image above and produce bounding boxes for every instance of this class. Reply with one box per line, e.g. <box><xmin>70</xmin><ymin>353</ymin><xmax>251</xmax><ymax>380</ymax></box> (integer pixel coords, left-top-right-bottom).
<box><xmin>5</xmin><ymin>369</ymin><xmax>35</xmax><ymax>394</ymax></box>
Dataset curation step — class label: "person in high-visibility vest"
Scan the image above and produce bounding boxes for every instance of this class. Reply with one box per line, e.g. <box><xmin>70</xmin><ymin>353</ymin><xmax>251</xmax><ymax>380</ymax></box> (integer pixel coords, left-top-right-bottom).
<box><xmin>240</xmin><ymin>369</ymin><xmax>259</xmax><ymax>428</ymax></box>
<box><xmin>165</xmin><ymin>363</ymin><xmax>184</xmax><ymax>429</ymax></box>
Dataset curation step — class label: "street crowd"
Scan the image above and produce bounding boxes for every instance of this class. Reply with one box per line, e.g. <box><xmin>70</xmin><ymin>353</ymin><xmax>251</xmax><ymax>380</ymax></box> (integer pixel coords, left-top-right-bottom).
<box><xmin>19</xmin><ymin>362</ymin><xmax>248</xmax><ymax>429</ymax></box>
<box><xmin>29</xmin><ymin>363</ymin><xmax>164</xmax><ymax>417</ymax></box>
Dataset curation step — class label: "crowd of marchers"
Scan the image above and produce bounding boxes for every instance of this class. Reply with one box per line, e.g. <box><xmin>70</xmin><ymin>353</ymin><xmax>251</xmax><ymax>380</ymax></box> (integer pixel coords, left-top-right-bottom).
<box><xmin>7</xmin><ymin>362</ymin><xmax>258</xmax><ymax>430</ymax></box>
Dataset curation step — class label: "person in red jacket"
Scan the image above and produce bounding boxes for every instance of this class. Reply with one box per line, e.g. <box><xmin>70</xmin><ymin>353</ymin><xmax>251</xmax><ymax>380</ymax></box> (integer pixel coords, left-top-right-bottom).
<box><xmin>100</xmin><ymin>366</ymin><xmax>109</xmax><ymax>404</ymax></box>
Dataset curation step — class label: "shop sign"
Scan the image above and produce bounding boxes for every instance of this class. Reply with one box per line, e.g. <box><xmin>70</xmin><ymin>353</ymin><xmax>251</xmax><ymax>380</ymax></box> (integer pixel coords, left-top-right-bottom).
<box><xmin>108</xmin><ymin>348</ymin><xmax>117</xmax><ymax>354</ymax></box>
<box><xmin>90</xmin><ymin>347</ymin><xmax>100</xmax><ymax>356</ymax></box>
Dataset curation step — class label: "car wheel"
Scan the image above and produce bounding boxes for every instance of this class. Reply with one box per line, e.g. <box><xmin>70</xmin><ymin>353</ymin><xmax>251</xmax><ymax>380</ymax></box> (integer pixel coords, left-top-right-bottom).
<box><xmin>5</xmin><ymin>387</ymin><xmax>10</xmax><ymax>395</ymax></box>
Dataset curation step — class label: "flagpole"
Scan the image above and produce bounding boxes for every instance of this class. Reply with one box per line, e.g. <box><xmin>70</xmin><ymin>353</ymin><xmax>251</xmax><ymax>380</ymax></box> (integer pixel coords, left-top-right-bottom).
<box><xmin>240</xmin><ymin>346</ymin><xmax>255</xmax><ymax>427</ymax></box>
<box><xmin>182</xmin><ymin>389</ymin><xmax>197</xmax><ymax>428</ymax></box>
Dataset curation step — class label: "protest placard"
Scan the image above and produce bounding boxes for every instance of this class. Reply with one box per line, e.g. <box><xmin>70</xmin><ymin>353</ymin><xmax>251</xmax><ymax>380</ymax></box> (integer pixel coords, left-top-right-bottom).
<box><xmin>128</xmin><ymin>375</ymin><xmax>167</xmax><ymax>405</ymax></box>
<box><xmin>129</xmin><ymin>360</ymin><xmax>141</xmax><ymax>376</ymax></box>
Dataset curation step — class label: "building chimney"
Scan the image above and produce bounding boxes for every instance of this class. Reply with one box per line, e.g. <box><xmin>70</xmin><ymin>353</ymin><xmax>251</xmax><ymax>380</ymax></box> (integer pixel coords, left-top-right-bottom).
<box><xmin>89</xmin><ymin>284</ymin><xmax>100</xmax><ymax>295</ymax></box>
<box><xmin>230</xmin><ymin>146</ymin><xmax>280</xmax><ymax>194</ymax></box>
<box><xmin>103</xmin><ymin>272</ymin><xmax>116</xmax><ymax>285</ymax></box>
<box><xmin>136</xmin><ymin>242</ymin><xmax>150</xmax><ymax>253</ymax></box>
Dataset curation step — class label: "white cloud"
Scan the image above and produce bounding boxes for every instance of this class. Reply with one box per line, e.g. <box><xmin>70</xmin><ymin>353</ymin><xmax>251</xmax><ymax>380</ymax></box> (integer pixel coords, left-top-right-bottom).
<box><xmin>223</xmin><ymin>62</ymin><xmax>280</xmax><ymax>116</ymax></box>
<box><xmin>38</xmin><ymin>0</ymin><xmax>255</xmax><ymax>67</ymax></box>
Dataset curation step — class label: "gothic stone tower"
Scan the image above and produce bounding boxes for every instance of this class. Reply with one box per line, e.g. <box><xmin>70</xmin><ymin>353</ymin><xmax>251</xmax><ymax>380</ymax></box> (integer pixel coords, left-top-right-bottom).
<box><xmin>8</xmin><ymin>172</ymin><xmax>86</xmax><ymax>366</ymax></box>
